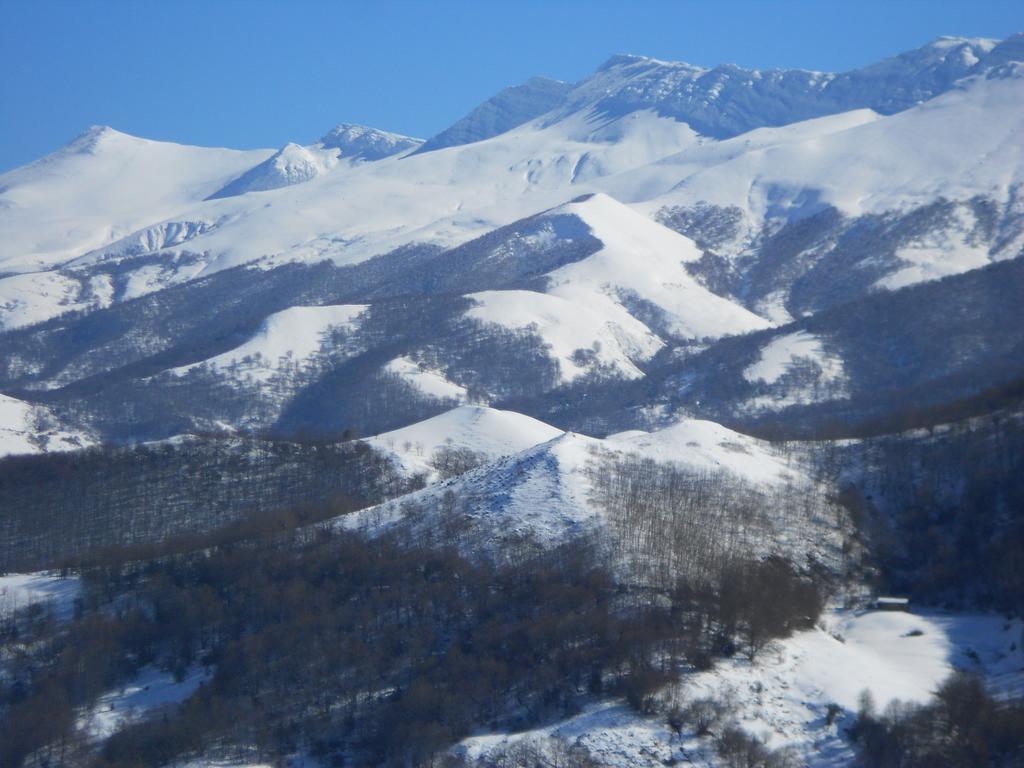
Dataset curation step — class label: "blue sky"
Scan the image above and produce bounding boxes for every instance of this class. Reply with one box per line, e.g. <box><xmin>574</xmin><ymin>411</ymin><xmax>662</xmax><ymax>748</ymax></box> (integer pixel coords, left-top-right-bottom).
<box><xmin>1</xmin><ymin>0</ymin><xmax>1021</xmax><ymax>171</ymax></box>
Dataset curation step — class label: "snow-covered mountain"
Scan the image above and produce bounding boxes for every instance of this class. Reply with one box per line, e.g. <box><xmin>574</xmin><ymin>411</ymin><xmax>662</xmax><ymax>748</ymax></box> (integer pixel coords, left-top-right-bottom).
<box><xmin>0</xmin><ymin>126</ymin><xmax>272</xmax><ymax>274</ymax></box>
<box><xmin>550</xmin><ymin>36</ymin><xmax>1014</xmax><ymax>139</ymax></box>
<box><xmin>318</xmin><ymin>122</ymin><xmax>423</xmax><ymax>159</ymax></box>
<box><xmin>3</xmin><ymin>39</ymin><xmax>1022</xmax><ymax>340</ymax></box>
<box><xmin>2</xmin><ymin>33</ymin><xmax>1023</xmax><ymax>768</ymax></box>
<box><xmin>208</xmin><ymin>124</ymin><xmax>422</xmax><ymax>199</ymax></box>
<box><xmin>414</xmin><ymin>76</ymin><xmax>572</xmax><ymax>154</ymax></box>
<box><xmin>347</xmin><ymin>408</ymin><xmax>812</xmax><ymax>555</ymax></box>
<box><xmin>0</xmin><ymin>33</ymin><xmax>1022</xmax><ymax>450</ymax></box>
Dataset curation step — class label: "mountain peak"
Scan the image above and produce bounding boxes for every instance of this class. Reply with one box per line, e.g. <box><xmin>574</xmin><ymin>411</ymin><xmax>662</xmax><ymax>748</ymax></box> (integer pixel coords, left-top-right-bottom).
<box><xmin>543</xmin><ymin>33</ymin><xmax>1023</xmax><ymax>139</ymax></box>
<box><xmin>596</xmin><ymin>53</ymin><xmax>697</xmax><ymax>72</ymax></box>
<box><xmin>598</xmin><ymin>53</ymin><xmax>650</xmax><ymax>69</ymax></box>
<box><xmin>64</xmin><ymin>125</ymin><xmax>131</xmax><ymax>154</ymax></box>
<box><xmin>927</xmin><ymin>34</ymin><xmax>999</xmax><ymax>50</ymax></box>
<box><xmin>317</xmin><ymin>123</ymin><xmax>421</xmax><ymax>160</ymax></box>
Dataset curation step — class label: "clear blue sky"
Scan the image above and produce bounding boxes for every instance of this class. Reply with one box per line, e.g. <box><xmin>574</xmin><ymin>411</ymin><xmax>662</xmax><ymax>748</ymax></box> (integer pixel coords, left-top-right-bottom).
<box><xmin>1</xmin><ymin>0</ymin><xmax>1021</xmax><ymax>172</ymax></box>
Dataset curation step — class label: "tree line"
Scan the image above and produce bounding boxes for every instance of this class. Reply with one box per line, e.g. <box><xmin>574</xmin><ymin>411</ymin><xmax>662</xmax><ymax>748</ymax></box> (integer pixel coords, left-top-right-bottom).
<box><xmin>1</xmin><ymin>503</ymin><xmax>828</xmax><ymax>767</ymax></box>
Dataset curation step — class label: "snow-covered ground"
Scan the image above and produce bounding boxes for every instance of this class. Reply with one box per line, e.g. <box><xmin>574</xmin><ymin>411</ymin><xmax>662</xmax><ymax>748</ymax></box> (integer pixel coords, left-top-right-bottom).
<box><xmin>631</xmin><ymin>66</ymin><xmax>1024</xmax><ymax>227</ymax></box>
<box><xmin>84</xmin><ymin>666</ymin><xmax>212</xmax><ymax>740</ymax></box>
<box><xmin>743</xmin><ymin>332</ymin><xmax>842</xmax><ymax>386</ymax></box>
<box><xmin>383</xmin><ymin>356</ymin><xmax>469</xmax><ymax>402</ymax></box>
<box><xmin>459</xmin><ymin>609</ymin><xmax>1024</xmax><ymax>767</ymax></box>
<box><xmin>0</xmin><ymin>393</ymin><xmax>93</xmax><ymax>457</ymax></box>
<box><xmin>605</xmin><ymin>418</ymin><xmax>801</xmax><ymax>486</ymax></box>
<box><xmin>346</xmin><ymin>430</ymin><xmax>606</xmax><ymax>548</ymax></box>
<box><xmin>0</xmin><ymin>126</ymin><xmax>272</xmax><ymax>274</ymax></box>
<box><xmin>878</xmin><ymin>202</ymin><xmax>997</xmax><ymax>290</ymax></box>
<box><xmin>0</xmin><ymin>571</ymin><xmax>81</xmax><ymax>619</ymax></box>
<box><xmin>365</xmin><ymin>405</ymin><xmax>563</xmax><ymax>478</ymax></box>
<box><xmin>542</xmin><ymin>194</ymin><xmax>770</xmax><ymax>342</ymax></box>
<box><xmin>169</xmin><ymin>304</ymin><xmax>367</xmax><ymax>382</ymax></box>
<box><xmin>344</xmin><ymin>409</ymin><xmax>812</xmax><ymax>553</ymax></box>
<box><xmin>466</xmin><ymin>289</ymin><xmax>660</xmax><ymax>382</ymax></box>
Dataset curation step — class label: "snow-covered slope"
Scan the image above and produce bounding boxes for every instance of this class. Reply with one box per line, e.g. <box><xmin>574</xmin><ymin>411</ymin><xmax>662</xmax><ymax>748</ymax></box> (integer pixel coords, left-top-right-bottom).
<box><xmin>414</xmin><ymin>76</ymin><xmax>572</xmax><ymax>154</ymax></box>
<box><xmin>345</xmin><ymin>410</ymin><xmax>806</xmax><ymax>551</ymax></box>
<box><xmin>382</xmin><ymin>357</ymin><xmax>469</xmax><ymax>403</ymax></box>
<box><xmin>542</xmin><ymin>194</ymin><xmax>769</xmax><ymax>340</ymax></box>
<box><xmin>6</xmin><ymin>43</ymin><xmax>1021</xmax><ymax>333</ymax></box>
<box><xmin>551</xmin><ymin>36</ymin><xmax>1006</xmax><ymax>139</ymax></box>
<box><xmin>207</xmin><ymin>142</ymin><xmax>341</xmax><ymax>198</ymax></box>
<box><xmin>452</xmin><ymin>193</ymin><xmax>767</xmax><ymax>383</ymax></box>
<box><xmin>637</xmin><ymin>65</ymin><xmax>1024</xmax><ymax>222</ymax></box>
<box><xmin>208</xmin><ymin>124</ymin><xmax>421</xmax><ymax>199</ymax></box>
<box><xmin>466</xmin><ymin>289</ymin><xmax>661</xmax><ymax>382</ymax></box>
<box><xmin>1</xmin><ymin>35</ymin><xmax>1022</xmax><ymax>451</ymax></box>
<box><xmin>170</xmin><ymin>304</ymin><xmax>367</xmax><ymax>382</ymax></box>
<box><xmin>605</xmin><ymin>419</ymin><xmax>799</xmax><ymax>486</ymax></box>
<box><xmin>0</xmin><ymin>394</ymin><xmax>92</xmax><ymax>457</ymax></box>
<box><xmin>120</xmin><ymin>108</ymin><xmax>703</xmax><ymax>279</ymax></box>
<box><xmin>346</xmin><ymin>430</ymin><xmax>607</xmax><ymax>547</ymax></box>
<box><xmin>0</xmin><ymin>126</ymin><xmax>273</xmax><ymax>273</ymax></box>
<box><xmin>459</xmin><ymin>609</ymin><xmax>1024</xmax><ymax>768</ymax></box>
<box><xmin>318</xmin><ymin>123</ymin><xmax>422</xmax><ymax>160</ymax></box>
<box><xmin>365</xmin><ymin>405</ymin><xmax>563</xmax><ymax>478</ymax></box>
<box><xmin>5</xmin><ymin>37</ymin><xmax>1022</xmax><ymax>280</ymax></box>
<box><xmin>0</xmin><ymin>571</ymin><xmax>81</xmax><ymax>619</ymax></box>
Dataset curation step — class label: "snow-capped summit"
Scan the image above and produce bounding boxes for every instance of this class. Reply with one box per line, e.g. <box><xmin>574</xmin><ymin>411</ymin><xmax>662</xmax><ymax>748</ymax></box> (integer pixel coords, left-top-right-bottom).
<box><xmin>407</xmin><ymin>35</ymin><xmax>1015</xmax><ymax>158</ymax></box>
<box><xmin>365</xmin><ymin>405</ymin><xmax>564</xmax><ymax>478</ymax></box>
<box><xmin>207</xmin><ymin>124</ymin><xmax>422</xmax><ymax>199</ymax></box>
<box><xmin>318</xmin><ymin>123</ymin><xmax>422</xmax><ymax>160</ymax></box>
<box><xmin>0</xmin><ymin>128</ymin><xmax>273</xmax><ymax>273</ymax></box>
<box><xmin>61</xmin><ymin>124</ymin><xmax>127</xmax><ymax>155</ymax></box>
<box><xmin>207</xmin><ymin>142</ymin><xmax>340</xmax><ymax>199</ymax></box>
<box><xmin>547</xmin><ymin>35</ymin><xmax>1007</xmax><ymax>139</ymax></box>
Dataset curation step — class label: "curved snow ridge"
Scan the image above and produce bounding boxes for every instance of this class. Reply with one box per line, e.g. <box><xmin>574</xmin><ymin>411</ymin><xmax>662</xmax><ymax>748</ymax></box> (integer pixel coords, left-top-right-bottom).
<box><xmin>743</xmin><ymin>331</ymin><xmax>845</xmax><ymax>386</ymax></box>
<box><xmin>71</xmin><ymin>218</ymin><xmax>224</xmax><ymax>266</ymax></box>
<box><xmin>543</xmin><ymin>193</ymin><xmax>770</xmax><ymax>340</ymax></box>
<box><xmin>414</xmin><ymin>76</ymin><xmax>572</xmax><ymax>154</ymax></box>
<box><xmin>170</xmin><ymin>304</ymin><xmax>367</xmax><ymax>382</ymax></box>
<box><xmin>383</xmin><ymin>357</ymin><xmax>468</xmax><ymax>402</ymax></box>
<box><xmin>154</xmin><ymin>108</ymin><xmax>704</xmax><ymax>275</ymax></box>
<box><xmin>365</xmin><ymin>405</ymin><xmax>564</xmax><ymax>477</ymax></box>
<box><xmin>605</xmin><ymin>417</ymin><xmax>801</xmax><ymax>486</ymax></box>
<box><xmin>209</xmin><ymin>125</ymin><xmax>422</xmax><ymax>200</ymax></box>
<box><xmin>552</xmin><ymin>36</ymin><xmax>1005</xmax><ymax>141</ymax></box>
<box><xmin>465</xmin><ymin>289</ymin><xmax>662</xmax><ymax>382</ymax></box>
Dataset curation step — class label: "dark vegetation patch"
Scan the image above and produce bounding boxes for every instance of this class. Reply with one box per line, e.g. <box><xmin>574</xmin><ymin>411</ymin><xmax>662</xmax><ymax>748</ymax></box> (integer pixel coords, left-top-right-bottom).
<box><xmin>0</xmin><ymin>436</ymin><xmax>418</xmax><ymax>571</ymax></box>
<box><xmin>849</xmin><ymin>672</ymin><xmax>1024</xmax><ymax>767</ymax></box>
<box><xmin>1</xmin><ymin>523</ymin><xmax>825</xmax><ymax>768</ymax></box>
